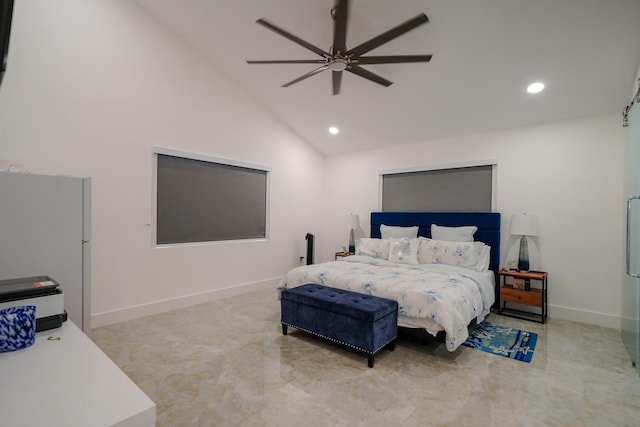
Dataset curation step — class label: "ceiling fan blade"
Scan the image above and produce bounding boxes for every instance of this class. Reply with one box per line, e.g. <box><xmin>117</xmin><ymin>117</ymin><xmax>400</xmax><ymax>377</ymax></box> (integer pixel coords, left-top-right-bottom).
<box><xmin>346</xmin><ymin>65</ymin><xmax>393</xmax><ymax>87</ymax></box>
<box><xmin>332</xmin><ymin>70</ymin><xmax>343</xmax><ymax>95</ymax></box>
<box><xmin>256</xmin><ymin>19</ymin><xmax>330</xmax><ymax>58</ymax></box>
<box><xmin>282</xmin><ymin>64</ymin><xmax>330</xmax><ymax>88</ymax></box>
<box><xmin>357</xmin><ymin>54</ymin><xmax>432</xmax><ymax>64</ymax></box>
<box><xmin>247</xmin><ymin>59</ymin><xmax>328</xmax><ymax>64</ymax></box>
<box><xmin>346</xmin><ymin>14</ymin><xmax>429</xmax><ymax>57</ymax></box>
<box><xmin>332</xmin><ymin>0</ymin><xmax>348</xmax><ymax>54</ymax></box>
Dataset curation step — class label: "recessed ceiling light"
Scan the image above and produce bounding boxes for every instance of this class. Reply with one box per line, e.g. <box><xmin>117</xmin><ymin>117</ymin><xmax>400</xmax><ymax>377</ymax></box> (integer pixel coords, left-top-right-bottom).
<box><xmin>329</xmin><ymin>126</ymin><xmax>339</xmax><ymax>135</ymax></box>
<box><xmin>527</xmin><ymin>82</ymin><xmax>545</xmax><ymax>94</ymax></box>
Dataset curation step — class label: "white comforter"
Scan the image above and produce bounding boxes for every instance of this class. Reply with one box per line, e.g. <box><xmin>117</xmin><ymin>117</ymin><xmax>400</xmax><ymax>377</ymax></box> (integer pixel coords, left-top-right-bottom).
<box><xmin>281</xmin><ymin>255</ymin><xmax>495</xmax><ymax>351</ymax></box>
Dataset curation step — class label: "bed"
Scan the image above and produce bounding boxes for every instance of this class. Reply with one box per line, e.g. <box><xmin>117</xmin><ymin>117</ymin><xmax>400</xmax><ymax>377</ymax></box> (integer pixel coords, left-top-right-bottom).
<box><xmin>281</xmin><ymin>212</ymin><xmax>501</xmax><ymax>351</ymax></box>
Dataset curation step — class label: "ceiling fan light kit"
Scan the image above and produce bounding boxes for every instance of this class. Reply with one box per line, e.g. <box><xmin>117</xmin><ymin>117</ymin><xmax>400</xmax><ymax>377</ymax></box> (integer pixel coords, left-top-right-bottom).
<box><xmin>246</xmin><ymin>0</ymin><xmax>432</xmax><ymax>95</ymax></box>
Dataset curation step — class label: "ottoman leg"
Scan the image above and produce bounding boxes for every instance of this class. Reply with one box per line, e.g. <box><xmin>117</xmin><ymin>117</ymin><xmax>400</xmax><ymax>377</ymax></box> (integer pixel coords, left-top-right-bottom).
<box><xmin>282</xmin><ymin>324</ymin><xmax>288</xmax><ymax>335</ymax></box>
<box><xmin>368</xmin><ymin>354</ymin><xmax>374</xmax><ymax>368</ymax></box>
<box><xmin>388</xmin><ymin>340</ymin><xmax>396</xmax><ymax>351</ymax></box>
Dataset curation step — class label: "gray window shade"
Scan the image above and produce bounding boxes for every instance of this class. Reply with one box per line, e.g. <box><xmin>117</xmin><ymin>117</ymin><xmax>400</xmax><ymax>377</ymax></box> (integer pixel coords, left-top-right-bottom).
<box><xmin>382</xmin><ymin>165</ymin><xmax>492</xmax><ymax>212</ymax></box>
<box><xmin>156</xmin><ymin>154</ymin><xmax>267</xmax><ymax>244</ymax></box>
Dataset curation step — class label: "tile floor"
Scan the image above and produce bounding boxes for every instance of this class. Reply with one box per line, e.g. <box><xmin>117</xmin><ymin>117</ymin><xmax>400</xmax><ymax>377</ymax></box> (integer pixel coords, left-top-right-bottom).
<box><xmin>91</xmin><ymin>288</ymin><xmax>640</xmax><ymax>426</ymax></box>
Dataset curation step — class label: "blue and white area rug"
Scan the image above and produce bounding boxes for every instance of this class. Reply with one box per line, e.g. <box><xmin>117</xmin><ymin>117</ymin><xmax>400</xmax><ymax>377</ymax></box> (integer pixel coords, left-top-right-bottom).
<box><xmin>462</xmin><ymin>321</ymin><xmax>538</xmax><ymax>363</ymax></box>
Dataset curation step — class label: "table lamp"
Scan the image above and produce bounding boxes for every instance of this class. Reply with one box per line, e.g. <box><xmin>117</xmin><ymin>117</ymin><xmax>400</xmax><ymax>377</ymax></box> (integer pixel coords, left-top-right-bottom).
<box><xmin>348</xmin><ymin>214</ymin><xmax>359</xmax><ymax>253</ymax></box>
<box><xmin>510</xmin><ymin>214</ymin><xmax>539</xmax><ymax>272</ymax></box>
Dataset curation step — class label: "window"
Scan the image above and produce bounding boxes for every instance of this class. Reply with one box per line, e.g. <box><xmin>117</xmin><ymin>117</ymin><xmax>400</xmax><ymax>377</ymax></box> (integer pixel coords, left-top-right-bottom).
<box><xmin>381</xmin><ymin>164</ymin><xmax>494</xmax><ymax>212</ymax></box>
<box><xmin>154</xmin><ymin>148</ymin><xmax>269</xmax><ymax>245</ymax></box>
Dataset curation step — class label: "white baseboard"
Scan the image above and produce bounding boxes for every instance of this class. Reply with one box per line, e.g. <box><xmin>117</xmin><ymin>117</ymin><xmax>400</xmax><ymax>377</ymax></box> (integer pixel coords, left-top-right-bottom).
<box><xmin>548</xmin><ymin>303</ymin><xmax>621</xmax><ymax>330</ymax></box>
<box><xmin>91</xmin><ymin>277</ymin><xmax>282</xmax><ymax>329</ymax></box>
<box><xmin>91</xmin><ymin>281</ymin><xmax>624</xmax><ymax>331</ymax></box>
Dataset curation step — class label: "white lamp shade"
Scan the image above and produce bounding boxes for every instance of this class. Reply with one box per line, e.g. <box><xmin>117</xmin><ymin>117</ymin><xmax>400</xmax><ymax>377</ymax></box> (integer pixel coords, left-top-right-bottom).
<box><xmin>349</xmin><ymin>214</ymin><xmax>360</xmax><ymax>229</ymax></box>
<box><xmin>510</xmin><ymin>214</ymin><xmax>539</xmax><ymax>236</ymax></box>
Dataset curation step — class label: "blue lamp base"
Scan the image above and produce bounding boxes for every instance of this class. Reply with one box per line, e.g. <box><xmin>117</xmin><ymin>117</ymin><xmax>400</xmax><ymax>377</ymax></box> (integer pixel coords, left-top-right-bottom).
<box><xmin>348</xmin><ymin>228</ymin><xmax>355</xmax><ymax>253</ymax></box>
<box><xmin>517</xmin><ymin>235</ymin><xmax>530</xmax><ymax>272</ymax></box>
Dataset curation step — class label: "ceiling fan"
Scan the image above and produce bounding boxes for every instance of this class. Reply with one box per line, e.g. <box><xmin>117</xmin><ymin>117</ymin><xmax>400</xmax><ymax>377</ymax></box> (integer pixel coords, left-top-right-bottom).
<box><xmin>246</xmin><ymin>0</ymin><xmax>432</xmax><ymax>95</ymax></box>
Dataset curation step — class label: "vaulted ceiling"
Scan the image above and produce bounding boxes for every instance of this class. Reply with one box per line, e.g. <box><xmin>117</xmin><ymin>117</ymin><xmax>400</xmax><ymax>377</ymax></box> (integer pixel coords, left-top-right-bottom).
<box><xmin>134</xmin><ymin>0</ymin><xmax>640</xmax><ymax>156</ymax></box>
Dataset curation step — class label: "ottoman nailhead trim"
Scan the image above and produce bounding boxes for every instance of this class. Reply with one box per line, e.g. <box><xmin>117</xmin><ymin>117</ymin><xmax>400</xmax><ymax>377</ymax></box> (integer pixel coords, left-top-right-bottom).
<box><xmin>282</xmin><ymin>322</ymin><xmax>396</xmax><ymax>355</ymax></box>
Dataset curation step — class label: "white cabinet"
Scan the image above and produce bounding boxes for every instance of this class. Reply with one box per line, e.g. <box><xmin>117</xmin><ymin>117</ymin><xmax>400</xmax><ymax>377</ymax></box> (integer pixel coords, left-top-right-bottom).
<box><xmin>0</xmin><ymin>321</ymin><xmax>156</xmax><ymax>427</ymax></box>
<box><xmin>0</xmin><ymin>172</ymin><xmax>91</xmax><ymax>333</ymax></box>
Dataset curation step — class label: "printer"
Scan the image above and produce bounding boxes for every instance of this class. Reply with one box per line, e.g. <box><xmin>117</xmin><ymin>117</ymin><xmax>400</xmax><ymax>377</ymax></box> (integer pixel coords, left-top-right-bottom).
<box><xmin>0</xmin><ymin>276</ymin><xmax>67</xmax><ymax>331</ymax></box>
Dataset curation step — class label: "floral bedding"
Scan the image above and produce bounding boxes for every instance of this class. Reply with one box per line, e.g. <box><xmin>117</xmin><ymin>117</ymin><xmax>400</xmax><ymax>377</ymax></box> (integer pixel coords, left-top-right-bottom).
<box><xmin>280</xmin><ymin>255</ymin><xmax>495</xmax><ymax>351</ymax></box>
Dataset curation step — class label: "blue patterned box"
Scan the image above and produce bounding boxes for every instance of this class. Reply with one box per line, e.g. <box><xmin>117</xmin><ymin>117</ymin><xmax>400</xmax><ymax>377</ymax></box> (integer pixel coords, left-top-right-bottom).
<box><xmin>0</xmin><ymin>305</ymin><xmax>36</xmax><ymax>352</ymax></box>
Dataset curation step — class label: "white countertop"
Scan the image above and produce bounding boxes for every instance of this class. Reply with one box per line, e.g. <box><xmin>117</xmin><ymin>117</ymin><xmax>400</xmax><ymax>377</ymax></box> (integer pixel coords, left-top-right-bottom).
<box><xmin>0</xmin><ymin>321</ymin><xmax>156</xmax><ymax>427</ymax></box>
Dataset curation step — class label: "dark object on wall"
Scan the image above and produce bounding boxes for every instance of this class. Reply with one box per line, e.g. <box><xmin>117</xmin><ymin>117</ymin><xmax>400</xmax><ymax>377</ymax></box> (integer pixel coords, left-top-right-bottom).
<box><xmin>156</xmin><ymin>152</ymin><xmax>268</xmax><ymax>245</ymax></box>
<box><xmin>382</xmin><ymin>165</ymin><xmax>493</xmax><ymax>212</ymax></box>
<box><xmin>0</xmin><ymin>0</ymin><xmax>14</xmax><ymax>88</ymax></box>
<box><xmin>305</xmin><ymin>233</ymin><xmax>314</xmax><ymax>265</ymax></box>
<box><xmin>247</xmin><ymin>0</ymin><xmax>432</xmax><ymax>95</ymax></box>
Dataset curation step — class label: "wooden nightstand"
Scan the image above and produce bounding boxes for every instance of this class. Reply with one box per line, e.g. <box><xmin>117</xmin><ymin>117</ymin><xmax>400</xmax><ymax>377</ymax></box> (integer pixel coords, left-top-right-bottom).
<box><xmin>498</xmin><ymin>269</ymin><xmax>548</xmax><ymax>323</ymax></box>
<box><xmin>335</xmin><ymin>251</ymin><xmax>355</xmax><ymax>260</ymax></box>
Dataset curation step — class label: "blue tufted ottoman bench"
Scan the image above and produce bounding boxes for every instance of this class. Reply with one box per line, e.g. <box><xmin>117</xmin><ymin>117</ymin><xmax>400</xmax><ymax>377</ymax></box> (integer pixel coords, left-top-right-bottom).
<box><xmin>280</xmin><ymin>284</ymin><xmax>398</xmax><ymax>368</ymax></box>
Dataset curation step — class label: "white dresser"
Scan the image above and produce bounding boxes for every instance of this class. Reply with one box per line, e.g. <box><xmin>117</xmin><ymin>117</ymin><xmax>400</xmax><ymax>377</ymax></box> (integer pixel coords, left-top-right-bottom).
<box><xmin>0</xmin><ymin>321</ymin><xmax>156</xmax><ymax>427</ymax></box>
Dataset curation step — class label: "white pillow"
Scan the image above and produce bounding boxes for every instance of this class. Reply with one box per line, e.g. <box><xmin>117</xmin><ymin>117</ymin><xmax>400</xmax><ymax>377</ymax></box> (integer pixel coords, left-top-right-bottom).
<box><xmin>431</xmin><ymin>224</ymin><xmax>477</xmax><ymax>242</ymax></box>
<box><xmin>388</xmin><ymin>238</ymin><xmax>420</xmax><ymax>265</ymax></box>
<box><xmin>355</xmin><ymin>238</ymin><xmax>390</xmax><ymax>259</ymax></box>
<box><xmin>478</xmin><ymin>245</ymin><xmax>491</xmax><ymax>272</ymax></box>
<box><xmin>418</xmin><ymin>238</ymin><xmax>490</xmax><ymax>272</ymax></box>
<box><xmin>380</xmin><ymin>224</ymin><xmax>419</xmax><ymax>239</ymax></box>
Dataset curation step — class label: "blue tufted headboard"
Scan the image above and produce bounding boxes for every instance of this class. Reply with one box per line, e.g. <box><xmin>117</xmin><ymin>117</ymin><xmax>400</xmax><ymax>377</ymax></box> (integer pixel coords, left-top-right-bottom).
<box><xmin>371</xmin><ymin>212</ymin><xmax>501</xmax><ymax>306</ymax></box>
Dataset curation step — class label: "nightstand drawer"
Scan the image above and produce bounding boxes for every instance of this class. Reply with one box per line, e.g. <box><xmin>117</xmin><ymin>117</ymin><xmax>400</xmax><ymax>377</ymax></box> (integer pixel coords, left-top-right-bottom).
<box><xmin>498</xmin><ymin>269</ymin><xmax>547</xmax><ymax>323</ymax></box>
<box><xmin>500</xmin><ymin>286</ymin><xmax>542</xmax><ymax>307</ymax></box>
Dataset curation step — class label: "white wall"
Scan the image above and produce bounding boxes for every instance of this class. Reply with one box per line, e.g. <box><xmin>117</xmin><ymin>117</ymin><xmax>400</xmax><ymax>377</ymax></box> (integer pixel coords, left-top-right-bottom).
<box><xmin>0</xmin><ymin>0</ymin><xmax>325</xmax><ymax>326</ymax></box>
<box><xmin>323</xmin><ymin>114</ymin><xmax>625</xmax><ymax>328</ymax></box>
<box><xmin>0</xmin><ymin>1</ymin><xmax>627</xmax><ymax>330</ymax></box>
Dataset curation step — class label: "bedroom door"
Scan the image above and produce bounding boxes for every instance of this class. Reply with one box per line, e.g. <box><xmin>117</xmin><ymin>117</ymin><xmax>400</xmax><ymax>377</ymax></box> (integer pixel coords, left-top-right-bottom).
<box><xmin>623</xmin><ymin>99</ymin><xmax>640</xmax><ymax>377</ymax></box>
